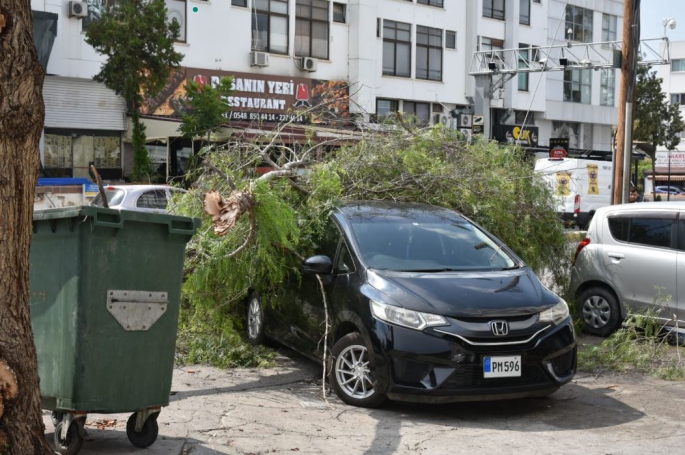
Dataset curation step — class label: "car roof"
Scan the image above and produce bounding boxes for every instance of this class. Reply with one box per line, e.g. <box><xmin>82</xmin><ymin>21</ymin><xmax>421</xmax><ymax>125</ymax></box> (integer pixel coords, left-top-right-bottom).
<box><xmin>596</xmin><ymin>201</ymin><xmax>685</xmax><ymax>216</ymax></box>
<box><xmin>103</xmin><ymin>185</ymin><xmax>186</xmax><ymax>196</ymax></box>
<box><xmin>336</xmin><ymin>201</ymin><xmax>466</xmax><ymax>220</ymax></box>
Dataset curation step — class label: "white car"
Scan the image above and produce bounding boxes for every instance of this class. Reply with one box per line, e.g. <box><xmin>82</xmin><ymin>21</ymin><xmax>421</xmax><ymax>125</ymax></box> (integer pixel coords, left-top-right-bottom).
<box><xmin>90</xmin><ymin>185</ymin><xmax>187</xmax><ymax>214</ymax></box>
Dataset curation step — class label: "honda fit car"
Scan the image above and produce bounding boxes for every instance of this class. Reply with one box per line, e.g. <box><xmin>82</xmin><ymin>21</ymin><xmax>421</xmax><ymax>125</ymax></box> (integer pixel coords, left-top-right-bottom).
<box><xmin>247</xmin><ymin>202</ymin><xmax>576</xmax><ymax>407</ymax></box>
<box><xmin>570</xmin><ymin>202</ymin><xmax>685</xmax><ymax>336</ymax></box>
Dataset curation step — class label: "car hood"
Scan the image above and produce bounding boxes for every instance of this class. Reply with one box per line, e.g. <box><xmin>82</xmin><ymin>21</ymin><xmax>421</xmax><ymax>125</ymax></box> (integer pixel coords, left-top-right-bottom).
<box><xmin>364</xmin><ymin>268</ymin><xmax>559</xmax><ymax>317</ymax></box>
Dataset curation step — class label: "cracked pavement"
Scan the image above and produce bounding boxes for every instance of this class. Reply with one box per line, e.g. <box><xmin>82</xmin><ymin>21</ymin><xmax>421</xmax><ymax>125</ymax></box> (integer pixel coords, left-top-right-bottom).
<box><xmin>44</xmin><ymin>349</ymin><xmax>685</xmax><ymax>455</ymax></box>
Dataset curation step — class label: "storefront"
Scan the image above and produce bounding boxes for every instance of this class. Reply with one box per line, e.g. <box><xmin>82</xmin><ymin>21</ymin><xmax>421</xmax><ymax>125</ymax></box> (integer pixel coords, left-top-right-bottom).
<box><xmin>42</xmin><ymin>76</ymin><xmax>127</xmax><ymax>180</ymax></box>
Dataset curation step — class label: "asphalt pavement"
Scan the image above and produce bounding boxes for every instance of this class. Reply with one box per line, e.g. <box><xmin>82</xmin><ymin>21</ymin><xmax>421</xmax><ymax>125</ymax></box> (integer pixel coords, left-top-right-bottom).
<box><xmin>44</xmin><ymin>346</ymin><xmax>685</xmax><ymax>455</ymax></box>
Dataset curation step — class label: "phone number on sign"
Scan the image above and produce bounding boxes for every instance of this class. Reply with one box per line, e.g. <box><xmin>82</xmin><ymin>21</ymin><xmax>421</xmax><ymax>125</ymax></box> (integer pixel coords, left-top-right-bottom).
<box><xmin>228</xmin><ymin>112</ymin><xmax>305</xmax><ymax>123</ymax></box>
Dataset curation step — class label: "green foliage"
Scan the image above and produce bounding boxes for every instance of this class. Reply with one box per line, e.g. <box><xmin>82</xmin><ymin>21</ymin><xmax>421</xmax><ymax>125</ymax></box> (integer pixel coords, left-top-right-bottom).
<box><xmin>130</xmin><ymin>110</ymin><xmax>155</xmax><ymax>182</ymax></box>
<box><xmin>84</xmin><ymin>0</ymin><xmax>184</xmax><ymax>107</ymax></box>
<box><xmin>176</xmin><ymin>301</ymin><xmax>275</xmax><ymax>368</ymax></box>
<box><xmin>578</xmin><ymin>290</ymin><xmax>685</xmax><ymax>380</ymax></box>
<box><xmin>177</xmin><ymin>127</ymin><xmax>569</xmax><ymax>337</ymax></box>
<box><xmin>85</xmin><ymin>0</ymin><xmax>184</xmax><ymax>182</ymax></box>
<box><xmin>179</xmin><ymin>77</ymin><xmax>234</xmax><ymax>141</ymax></box>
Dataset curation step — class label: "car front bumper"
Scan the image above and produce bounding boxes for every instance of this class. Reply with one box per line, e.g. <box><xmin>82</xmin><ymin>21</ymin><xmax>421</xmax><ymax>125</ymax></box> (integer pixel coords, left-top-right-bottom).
<box><xmin>365</xmin><ymin>318</ymin><xmax>577</xmax><ymax>404</ymax></box>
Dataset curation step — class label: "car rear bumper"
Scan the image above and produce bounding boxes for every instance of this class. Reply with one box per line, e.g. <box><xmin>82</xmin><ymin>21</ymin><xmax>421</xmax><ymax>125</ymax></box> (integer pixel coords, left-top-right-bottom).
<box><xmin>366</xmin><ymin>318</ymin><xmax>577</xmax><ymax>404</ymax></box>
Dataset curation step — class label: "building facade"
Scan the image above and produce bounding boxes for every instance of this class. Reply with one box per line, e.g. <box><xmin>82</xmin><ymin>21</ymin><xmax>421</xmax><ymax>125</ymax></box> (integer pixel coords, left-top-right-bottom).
<box><xmin>32</xmin><ymin>0</ymin><xmax>627</xmax><ymax>181</ymax></box>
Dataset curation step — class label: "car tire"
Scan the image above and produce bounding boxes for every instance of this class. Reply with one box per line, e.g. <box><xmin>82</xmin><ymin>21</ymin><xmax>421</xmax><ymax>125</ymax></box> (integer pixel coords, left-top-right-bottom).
<box><xmin>578</xmin><ymin>286</ymin><xmax>621</xmax><ymax>337</ymax></box>
<box><xmin>247</xmin><ymin>293</ymin><xmax>266</xmax><ymax>346</ymax></box>
<box><xmin>329</xmin><ymin>332</ymin><xmax>387</xmax><ymax>408</ymax></box>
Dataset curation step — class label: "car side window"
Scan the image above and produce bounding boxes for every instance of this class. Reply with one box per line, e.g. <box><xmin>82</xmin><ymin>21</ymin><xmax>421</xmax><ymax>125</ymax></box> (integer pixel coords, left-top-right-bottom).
<box><xmin>609</xmin><ymin>215</ymin><xmax>675</xmax><ymax>248</ymax></box>
<box><xmin>608</xmin><ymin>217</ymin><xmax>629</xmax><ymax>242</ymax></box>
<box><xmin>335</xmin><ymin>241</ymin><xmax>356</xmax><ymax>274</ymax></box>
<box><xmin>136</xmin><ymin>190</ymin><xmax>168</xmax><ymax>210</ymax></box>
<box><xmin>316</xmin><ymin>216</ymin><xmax>341</xmax><ymax>260</ymax></box>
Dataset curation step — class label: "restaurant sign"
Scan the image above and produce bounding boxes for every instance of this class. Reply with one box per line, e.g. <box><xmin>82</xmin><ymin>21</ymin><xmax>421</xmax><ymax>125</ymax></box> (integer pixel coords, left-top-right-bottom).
<box><xmin>141</xmin><ymin>67</ymin><xmax>350</xmax><ymax>125</ymax></box>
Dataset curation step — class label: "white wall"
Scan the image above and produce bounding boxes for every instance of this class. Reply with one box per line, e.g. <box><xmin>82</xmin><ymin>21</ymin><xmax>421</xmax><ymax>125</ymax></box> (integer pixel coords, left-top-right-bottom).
<box><xmin>657</xmin><ymin>40</ymin><xmax>685</xmax><ymax>152</ymax></box>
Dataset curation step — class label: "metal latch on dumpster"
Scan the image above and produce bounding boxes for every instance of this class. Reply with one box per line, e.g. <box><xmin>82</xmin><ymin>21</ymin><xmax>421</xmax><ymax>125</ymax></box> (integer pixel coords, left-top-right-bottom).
<box><xmin>106</xmin><ymin>290</ymin><xmax>168</xmax><ymax>331</ymax></box>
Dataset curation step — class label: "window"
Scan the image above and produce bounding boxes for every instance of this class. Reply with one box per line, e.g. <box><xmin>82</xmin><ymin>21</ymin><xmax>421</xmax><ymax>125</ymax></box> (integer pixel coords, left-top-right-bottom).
<box><xmin>295</xmin><ymin>0</ymin><xmax>329</xmax><ymax>59</ymax></box>
<box><xmin>44</xmin><ymin>132</ymin><xmax>122</xmax><ymax>177</ymax></box>
<box><xmin>565</xmin><ymin>5</ymin><xmax>593</xmax><ymax>43</ymax></box>
<box><xmin>165</xmin><ymin>0</ymin><xmax>187</xmax><ymax>42</ymax></box>
<box><xmin>609</xmin><ymin>216</ymin><xmax>675</xmax><ymax>248</ymax></box>
<box><xmin>416</xmin><ymin>25</ymin><xmax>443</xmax><ymax>81</ymax></box>
<box><xmin>376</xmin><ymin>98</ymin><xmax>398</xmax><ymax>120</ymax></box>
<box><xmin>672</xmin><ymin>59</ymin><xmax>685</xmax><ymax>72</ymax></box>
<box><xmin>403</xmin><ymin>101</ymin><xmax>431</xmax><ymax>126</ymax></box>
<box><xmin>137</xmin><ymin>190</ymin><xmax>169</xmax><ymax>210</ymax></box>
<box><xmin>418</xmin><ymin>0</ymin><xmax>444</xmax><ymax>7</ymax></box>
<box><xmin>520</xmin><ymin>0</ymin><xmax>531</xmax><ymax>25</ymax></box>
<box><xmin>600</xmin><ymin>69</ymin><xmax>615</xmax><ymax>107</ymax></box>
<box><xmin>335</xmin><ymin>241</ymin><xmax>355</xmax><ymax>274</ymax></box>
<box><xmin>564</xmin><ymin>68</ymin><xmax>591</xmax><ymax>104</ymax></box>
<box><xmin>383</xmin><ymin>20</ymin><xmax>411</xmax><ymax>77</ymax></box>
<box><xmin>232</xmin><ymin>0</ymin><xmax>248</xmax><ymax>6</ymax></box>
<box><xmin>446</xmin><ymin>31</ymin><xmax>456</xmax><ymax>49</ymax></box>
<box><xmin>83</xmin><ymin>0</ymin><xmax>108</xmax><ymax>31</ymax></box>
<box><xmin>483</xmin><ymin>0</ymin><xmax>505</xmax><ymax>20</ymax></box>
<box><xmin>552</xmin><ymin>121</ymin><xmax>580</xmax><ymax>148</ymax></box>
<box><xmin>252</xmin><ymin>0</ymin><xmax>289</xmax><ymax>55</ymax></box>
<box><xmin>518</xmin><ymin>44</ymin><xmax>530</xmax><ymax>91</ymax></box>
<box><xmin>333</xmin><ymin>2</ymin><xmax>346</xmax><ymax>23</ymax></box>
<box><xmin>602</xmin><ymin>14</ymin><xmax>617</xmax><ymax>42</ymax></box>
<box><xmin>671</xmin><ymin>93</ymin><xmax>685</xmax><ymax>105</ymax></box>
<box><xmin>481</xmin><ymin>37</ymin><xmax>504</xmax><ymax>60</ymax></box>
<box><xmin>44</xmin><ymin>134</ymin><xmax>73</xmax><ymax>169</ymax></box>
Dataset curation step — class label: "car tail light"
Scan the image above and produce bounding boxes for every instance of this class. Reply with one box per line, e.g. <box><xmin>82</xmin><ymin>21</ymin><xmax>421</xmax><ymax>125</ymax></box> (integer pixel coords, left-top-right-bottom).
<box><xmin>572</xmin><ymin>237</ymin><xmax>591</xmax><ymax>267</ymax></box>
<box><xmin>574</xmin><ymin>195</ymin><xmax>581</xmax><ymax>214</ymax></box>
<box><xmin>106</xmin><ymin>186</ymin><xmax>115</xmax><ymax>190</ymax></box>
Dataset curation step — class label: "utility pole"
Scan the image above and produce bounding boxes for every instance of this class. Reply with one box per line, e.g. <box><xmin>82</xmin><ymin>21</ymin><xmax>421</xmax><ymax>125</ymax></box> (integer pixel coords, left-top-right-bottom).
<box><xmin>614</xmin><ymin>0</ymin><xmax>640</xmax><ymax>204</ymax></box>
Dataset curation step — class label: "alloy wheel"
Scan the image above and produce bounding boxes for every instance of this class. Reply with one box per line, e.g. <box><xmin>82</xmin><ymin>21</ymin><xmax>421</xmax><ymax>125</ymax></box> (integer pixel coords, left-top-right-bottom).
<box><xmin>335</xmin><ymin>344</ymin><xmax>375</xmax><ymax>399</ymax></box>
<box><xmin>248</xmin><ymin>298</ymin><xmax>262</xmax><ymax>340</ymax></box>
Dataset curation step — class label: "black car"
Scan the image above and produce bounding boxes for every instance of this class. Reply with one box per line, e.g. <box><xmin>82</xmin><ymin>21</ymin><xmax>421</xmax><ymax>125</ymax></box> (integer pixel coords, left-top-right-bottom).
<box><xmin>247</xmin><ymin>202</ymin><xmax>576</xmax><ymax>407</ymax></box>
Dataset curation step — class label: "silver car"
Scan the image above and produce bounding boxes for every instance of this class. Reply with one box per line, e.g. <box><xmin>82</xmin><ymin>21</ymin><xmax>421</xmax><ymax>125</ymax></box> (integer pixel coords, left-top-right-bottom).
<box><xmin>569</xmin><ymin>202</ymin><xmax>685</xmax><ymax>336</ymax></box>
<box><xmin>90</xmin><ymin>185</ymin><xmax>186</xmax><ymax>214</ymax></box>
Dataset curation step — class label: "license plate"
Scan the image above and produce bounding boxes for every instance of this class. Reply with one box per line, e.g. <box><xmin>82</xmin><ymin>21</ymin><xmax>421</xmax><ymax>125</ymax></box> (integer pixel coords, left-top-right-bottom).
<box><xmin>483</xmin><ymin>356</ymin><xmax>522</xmax><ymax>378</ymax></box>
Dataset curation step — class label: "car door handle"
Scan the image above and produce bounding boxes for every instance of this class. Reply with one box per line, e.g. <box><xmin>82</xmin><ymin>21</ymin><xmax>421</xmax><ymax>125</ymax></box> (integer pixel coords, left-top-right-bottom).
<box><xmin>607</xmin><ymin>253</ymin><xmax>625</xmax><ymax>260</ymax></box>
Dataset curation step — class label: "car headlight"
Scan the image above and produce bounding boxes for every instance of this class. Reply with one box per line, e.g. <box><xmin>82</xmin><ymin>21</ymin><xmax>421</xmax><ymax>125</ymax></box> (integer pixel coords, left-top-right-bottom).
<box><xmin>539</xmin><ymin>300</ymin><xmax>570</xmax><ymax>325</ymax></box>
<box><xmin>370</xmin><ymin>300</ymin><xmax>449</xmax><ymax>331</ymax></box>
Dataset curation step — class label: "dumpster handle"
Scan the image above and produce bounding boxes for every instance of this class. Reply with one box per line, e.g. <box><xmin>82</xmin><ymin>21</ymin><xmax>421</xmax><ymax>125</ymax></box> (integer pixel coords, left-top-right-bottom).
<box><xmin>93</xmin><ymin>211</ymin><xmax>124</xmax><ymax>229</ymax></box>
<box><xmin>168</xmin><ymin>219</ymin><xmax>198</xmax><ymax>236</ymax></box>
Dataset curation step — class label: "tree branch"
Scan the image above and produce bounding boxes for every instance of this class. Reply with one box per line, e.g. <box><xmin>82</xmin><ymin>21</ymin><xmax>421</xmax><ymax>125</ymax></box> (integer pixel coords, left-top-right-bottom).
<box><xmin>204</xmin><ymin>159</ymin><xmax>237</xmax><ymax>191</ymax></box>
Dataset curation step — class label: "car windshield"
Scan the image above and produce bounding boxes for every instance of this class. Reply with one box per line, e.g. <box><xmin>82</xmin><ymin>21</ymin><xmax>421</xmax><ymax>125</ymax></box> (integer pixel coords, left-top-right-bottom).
<box><xmin>91</xmin><ymin>189</ymin><xmax>125</xmax><ymax>207</ymax></box>
<box><xmin>347</xmin><ymin>212</ymin><xmax>517</xmax><ymax>271</ymax></box>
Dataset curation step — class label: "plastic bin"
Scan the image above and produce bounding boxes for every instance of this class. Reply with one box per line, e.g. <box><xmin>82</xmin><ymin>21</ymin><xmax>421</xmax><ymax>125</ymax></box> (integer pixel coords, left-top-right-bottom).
<box><xmin>29</xmin><ymin>206</ymin><xmax>200</xmax><ymax>454</ymax></box>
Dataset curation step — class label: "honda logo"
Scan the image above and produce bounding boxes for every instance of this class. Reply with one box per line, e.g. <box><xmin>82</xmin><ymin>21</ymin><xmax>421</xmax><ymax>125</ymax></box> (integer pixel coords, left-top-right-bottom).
<box><xmin>490</xmin><ymin>320</ymin><xmax>509</xmax><ymax>336</ymax></box>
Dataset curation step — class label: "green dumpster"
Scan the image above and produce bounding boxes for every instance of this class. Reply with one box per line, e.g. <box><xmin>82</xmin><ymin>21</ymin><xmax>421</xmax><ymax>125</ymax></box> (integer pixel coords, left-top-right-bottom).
<box><xmin>29</xmin><ymin>206</ymin><xmax>200</xmax><ymax>454</ymax></box>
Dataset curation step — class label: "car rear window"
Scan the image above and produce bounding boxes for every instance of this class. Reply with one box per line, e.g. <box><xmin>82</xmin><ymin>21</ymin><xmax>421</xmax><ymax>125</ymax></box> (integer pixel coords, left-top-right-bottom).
<box><xmin>91</xmin><ymin>189</ymin><xmax>125</xmax><ymax>207</ymax></box>
<box><xmin>137</xmin><ymin>190</ymin><xmax>168</xmax><ymax>210</ymax></box>
<box><xmin>348</xmin><ymin>215</ymin><xmax>516</xmax><ymax>271</ymax></box>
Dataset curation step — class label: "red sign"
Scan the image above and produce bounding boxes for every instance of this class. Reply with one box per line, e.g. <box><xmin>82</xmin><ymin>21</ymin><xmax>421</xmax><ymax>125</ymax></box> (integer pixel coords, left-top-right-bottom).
<box><xmin>549</xmin><ymin>138</ymin><xmax>569</xmax><ymax>160</ymax></box>
<box><xmin>141</xmin><ymin>67</ymin><xmax>350</xmax><ymax>125</ymax></box>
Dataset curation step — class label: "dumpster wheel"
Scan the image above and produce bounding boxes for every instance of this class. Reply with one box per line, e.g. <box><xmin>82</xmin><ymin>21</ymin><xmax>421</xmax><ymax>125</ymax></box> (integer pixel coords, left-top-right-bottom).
<box><xmin>54</xmin><ymin>420</ymin><xmax>83</xmax><ymax>455</ymax></box>
<box><xmin>126</xmin><ymin>411</ymin><xmax>159</xmax><ymax>448</ymax></box>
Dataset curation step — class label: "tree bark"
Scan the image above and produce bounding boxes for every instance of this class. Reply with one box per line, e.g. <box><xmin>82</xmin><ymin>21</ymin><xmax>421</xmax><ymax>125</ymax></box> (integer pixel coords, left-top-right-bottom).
<box><xmin>0</xmin><ymin>4</ymin><xmax>53</xmax><ymax>455</ymax></box>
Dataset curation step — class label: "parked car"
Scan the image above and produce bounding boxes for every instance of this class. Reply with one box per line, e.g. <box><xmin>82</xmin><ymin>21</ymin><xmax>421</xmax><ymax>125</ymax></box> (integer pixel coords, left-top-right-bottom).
<box><xmin>570</xmin><ymin>202</ymin><xmax>685</xmax><ymax>336</ymax></box>
<box><xmin>654</xmin><ymin>186</ymin><xmax>683</xmax><ymax>195</ymax></box>
<box><xmin>247</xmin><ymin>202</ymin><xmax>576</xmax><ymax>407</ymax></box>
<box><xmin>90</xmin><ymin>185</ymin><xmax>186</xmax><ymax>214</ymax></box>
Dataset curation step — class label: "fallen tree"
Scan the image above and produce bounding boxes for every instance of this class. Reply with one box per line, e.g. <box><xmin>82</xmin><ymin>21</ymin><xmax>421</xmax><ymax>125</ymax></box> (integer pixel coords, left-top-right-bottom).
<box><xmin>174</xmin><ymin>123</ymin><xmax>568</xmax><ymax>339</ymax></box>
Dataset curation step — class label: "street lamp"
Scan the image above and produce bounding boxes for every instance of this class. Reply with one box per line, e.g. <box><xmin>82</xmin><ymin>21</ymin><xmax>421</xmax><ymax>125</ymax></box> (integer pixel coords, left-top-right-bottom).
<box><xmin>662</xmin><ymin>18</ymin><xmax>677</xmax><ymax>200</ymax></box>
<box><xmin>663</xmin><ymin>17</ymin><xmax>677</xmax><ymax>38</ymax></box>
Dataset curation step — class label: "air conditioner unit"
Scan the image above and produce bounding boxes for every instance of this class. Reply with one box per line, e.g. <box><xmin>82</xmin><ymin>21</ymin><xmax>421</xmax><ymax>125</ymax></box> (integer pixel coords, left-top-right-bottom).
<box><xmin>250</xmin><ymin>51</ymin><xmax>269</xmax><ymax>67</ymax></box>
<box><xmin>433</xmin><ymin>113</ymin><xmax>450</xmax><ymax>126</ymax></box>
<box><xmin>300</xmin><ymin>57</ymin><xmax>318</xmax><ymax>72</ymax></box>
<box><xmin>69</xmin><ymin>1</ymin><xmax>87</xmax><ymax>18</ymax></box>
<box><xmin>458</xmin><ymin>114</ymin><xmax>473</xmax><ymax>128</ymax></box>
<box><xmin>458</xmin><ymin>128</ymin><xmax>473</xmax><ymax>141</ymax></box>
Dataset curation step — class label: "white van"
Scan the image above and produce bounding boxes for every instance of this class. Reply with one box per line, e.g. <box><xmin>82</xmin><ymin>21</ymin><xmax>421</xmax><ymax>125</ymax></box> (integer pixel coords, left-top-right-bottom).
<box><xmin>534</xmin><ymin>158</ymin><xmax>613</xmax><ymax>228</ymax></box>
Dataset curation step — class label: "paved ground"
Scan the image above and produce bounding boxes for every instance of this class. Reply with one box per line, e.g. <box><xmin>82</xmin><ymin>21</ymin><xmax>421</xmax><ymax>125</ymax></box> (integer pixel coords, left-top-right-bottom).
<box><xmin>44</xmin><ymin>346</ymin><xmax>685</xmax><ymax>455</ymax></box>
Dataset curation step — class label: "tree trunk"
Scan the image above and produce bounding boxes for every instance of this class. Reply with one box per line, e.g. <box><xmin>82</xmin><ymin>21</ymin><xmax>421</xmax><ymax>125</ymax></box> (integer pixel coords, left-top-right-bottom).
<box><xmin>0</xmin><ymin>4</ymin><xmax>53</xmax><ymax>455</ymax></box>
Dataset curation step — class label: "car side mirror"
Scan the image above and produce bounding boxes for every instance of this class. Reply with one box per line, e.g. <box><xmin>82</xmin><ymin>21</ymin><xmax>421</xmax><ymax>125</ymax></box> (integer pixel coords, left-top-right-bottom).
<box><xmin>303</xmin><ymin>255</ymin><xmax>333</xmax><ymax>275</ymax></box>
